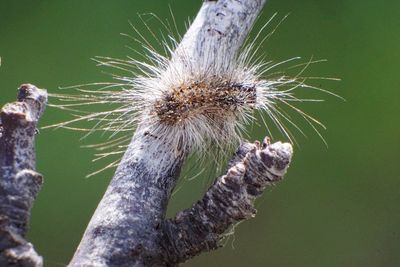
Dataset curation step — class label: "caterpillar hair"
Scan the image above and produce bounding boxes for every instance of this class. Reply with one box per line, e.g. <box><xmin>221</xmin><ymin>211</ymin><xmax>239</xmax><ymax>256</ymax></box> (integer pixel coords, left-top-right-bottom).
<box><xmin>45</xmin><ymin>12</ymin><xmax>339</xmax><ymax>177</ymax></box>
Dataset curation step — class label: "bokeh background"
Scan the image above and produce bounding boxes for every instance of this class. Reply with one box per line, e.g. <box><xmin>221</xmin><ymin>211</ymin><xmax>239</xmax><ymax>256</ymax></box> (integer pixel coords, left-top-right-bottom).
<box><xmin>1</xmin><ymin>0</ymin><xmax>399</xmax><ymax>266</ymax></box>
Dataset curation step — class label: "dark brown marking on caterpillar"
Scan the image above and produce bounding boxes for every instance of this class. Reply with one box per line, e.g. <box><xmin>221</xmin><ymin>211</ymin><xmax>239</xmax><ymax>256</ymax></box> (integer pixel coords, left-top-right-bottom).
<box><xmin>154</xmin><ymin>80</ymin><xmax>256</xmax><ymax>124</ymax></box>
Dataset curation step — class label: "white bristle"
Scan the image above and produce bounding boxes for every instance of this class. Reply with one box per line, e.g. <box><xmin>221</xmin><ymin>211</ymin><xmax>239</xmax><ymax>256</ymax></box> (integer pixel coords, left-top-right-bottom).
<box><xmin>45</xmin><ymin>13</ymin><xmax>338</xmax><ymax>176</ymax></box>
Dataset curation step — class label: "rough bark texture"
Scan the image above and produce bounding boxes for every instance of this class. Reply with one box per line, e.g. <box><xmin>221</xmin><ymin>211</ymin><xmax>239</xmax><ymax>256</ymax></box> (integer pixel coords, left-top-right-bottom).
<box><xmin>162</xmin><ymin>138</ymin><xmax>292</xmax><ymax>264</ymax></box>
<box><xmin>0</xmin><ymin>84</ymin><xmax>47</xmax><ymax>267</ymax></box>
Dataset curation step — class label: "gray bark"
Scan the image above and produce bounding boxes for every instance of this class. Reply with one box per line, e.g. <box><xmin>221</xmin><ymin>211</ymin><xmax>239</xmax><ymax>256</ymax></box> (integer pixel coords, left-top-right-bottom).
<box><xmin>162</xmin><ymin>138</ymin><xmax>292</xmax><ymax>264</ymax></box>
<box><xmin>0</xmin><ymin>84</ymin><xmax>47</xmax><ymax>267</ymax></box>
<box><xmin>69</xmin><ymin>128</ymin><xmax>187</xmax><ymax>267</ymax></box>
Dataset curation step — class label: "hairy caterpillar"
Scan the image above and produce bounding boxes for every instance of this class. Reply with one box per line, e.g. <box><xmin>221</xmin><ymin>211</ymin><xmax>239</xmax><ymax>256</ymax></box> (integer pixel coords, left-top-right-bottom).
<box><xmin>45</xmin><ymin>12</ymin><xmax>338</xmax><ymax>177</ymax></box>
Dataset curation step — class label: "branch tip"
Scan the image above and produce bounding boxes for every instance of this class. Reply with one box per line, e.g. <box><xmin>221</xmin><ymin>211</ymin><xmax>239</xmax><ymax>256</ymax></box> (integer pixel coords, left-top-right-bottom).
<box><xmin>162</xmin><ymin>137</ymin><xmax>293</xmax><ymax>264</ymax></box>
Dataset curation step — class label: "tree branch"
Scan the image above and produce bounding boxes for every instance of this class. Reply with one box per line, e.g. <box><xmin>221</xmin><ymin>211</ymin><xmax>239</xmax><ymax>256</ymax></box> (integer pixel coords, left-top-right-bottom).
<box><xmin>0</xmin><ymin>84</ymin><xmax>47</xmax><ymax>267</ymax></box>
<box><xmin>162</xmin><ymin>139</ymin><xmax>292</xmax><ymax>264</ymax></box>
<box><xmin>69</xmin><ymin>128</ymin><xmax>187</xmax><ymax>267</ymax></box>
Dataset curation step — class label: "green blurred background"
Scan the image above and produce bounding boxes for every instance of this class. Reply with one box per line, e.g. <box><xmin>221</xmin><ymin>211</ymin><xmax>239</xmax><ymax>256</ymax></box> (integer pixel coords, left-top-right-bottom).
<box><xmin>1</xmin><ymin>0</ymin><xmax>399</xmax><ymax>266</ymax></box>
